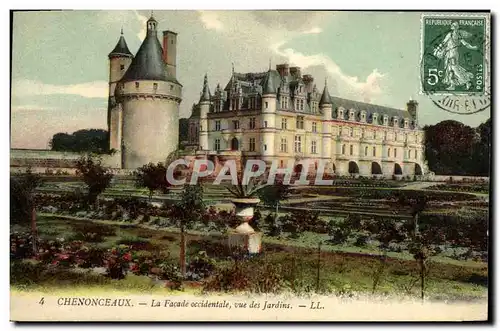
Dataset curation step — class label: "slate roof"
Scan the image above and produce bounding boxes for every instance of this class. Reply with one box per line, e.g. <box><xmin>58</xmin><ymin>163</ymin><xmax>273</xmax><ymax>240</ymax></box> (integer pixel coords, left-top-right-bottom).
<box><xmin>108</xmin><ymin>33</ymin><xmax>133</xmax><ymax>59</ymax></box>
<box><xmin>330</xmin><ymin>96</ymin><xmax>409</xmax><ymax>124</ymax></box>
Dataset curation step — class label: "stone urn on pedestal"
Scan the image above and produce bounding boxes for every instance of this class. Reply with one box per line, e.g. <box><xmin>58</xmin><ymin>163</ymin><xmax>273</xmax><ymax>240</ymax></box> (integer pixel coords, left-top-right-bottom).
<box><xmin>228</xmin><ymin>198</ymin><xmax>262</xmax><ymax>255</ymax></box>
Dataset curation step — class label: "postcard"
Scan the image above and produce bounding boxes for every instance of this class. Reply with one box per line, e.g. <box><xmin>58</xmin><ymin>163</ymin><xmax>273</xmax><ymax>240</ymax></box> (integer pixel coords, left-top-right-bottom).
<box><xmin>10</xmin><ymin>9</ymin><xmax>491</xmax><ymax>322</ymax></box>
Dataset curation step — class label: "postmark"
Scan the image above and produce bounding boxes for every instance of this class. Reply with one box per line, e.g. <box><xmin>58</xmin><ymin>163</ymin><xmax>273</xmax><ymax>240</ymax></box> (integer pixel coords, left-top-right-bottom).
<box><xmin>420</xmin><ymin>13</ymin><xmax>491</xmax><ymax>114</ymax></box>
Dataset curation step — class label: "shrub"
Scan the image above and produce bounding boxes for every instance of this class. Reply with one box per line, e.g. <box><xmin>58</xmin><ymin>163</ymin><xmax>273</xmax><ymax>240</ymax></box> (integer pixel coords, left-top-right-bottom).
<box><xmin>186</xmin><ymin>251</ymin><xmax>216</xmax><ymax>281</ymax></box>
<box><xmin>103</xmin><ymin>245</ymin><xmax>132</xmax><ymax>280</ymax></box>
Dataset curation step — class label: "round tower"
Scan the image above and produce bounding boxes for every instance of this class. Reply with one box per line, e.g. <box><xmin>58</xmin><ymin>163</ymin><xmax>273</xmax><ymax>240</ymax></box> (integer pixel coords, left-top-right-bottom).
<box><xmin>115</xmin><ymin>15</ymin><xmax>183</xmax><ymax>169</ymax></box>
<box><xmin>199</xmin><ymin>74</ymin><xmax>210</xmax><ymax>151</ymax></box>
<box><xmin>108</xmin><ymin>29</ymin><xmax>133</xmax><ymax>151</ymax></box>
<box><xmin>261</xmin><ymin>68</ymin><xmax>277</xmax><ymax>160</ymax></box>
<box><xmin>320</xmin><ymin>79</ymin><xmax>333</xmax><ymax>161</ymax></box>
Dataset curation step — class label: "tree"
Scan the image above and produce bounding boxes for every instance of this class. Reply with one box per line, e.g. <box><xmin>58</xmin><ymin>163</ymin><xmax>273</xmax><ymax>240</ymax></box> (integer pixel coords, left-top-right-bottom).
<box><xmin>168</xmin><ymin>184</ymin><xmax>205</xmax><ymax>277</ymax></box>
<box><xmin>10</xmin><ymin>167</ymin><xmax>43</xmax><ymax>255</ymax></box>
<box><xmin>133</xmin><ymin>162</ymin><xmax>171</xmax><ymax>201</ymax></box>
<box><xmin>75</xmin><ymin>154</ymin><xmax>114</xmax><ymax>208</ymax></box>
<box><xmin>258</xmin><ymin>180</ymin><xmax>290</xmax><ymax>212</ymax></box>
<box><xmin>50</xmin><ymin>129</ymin><xmax>109</xmax><ymax>154</ymax></box>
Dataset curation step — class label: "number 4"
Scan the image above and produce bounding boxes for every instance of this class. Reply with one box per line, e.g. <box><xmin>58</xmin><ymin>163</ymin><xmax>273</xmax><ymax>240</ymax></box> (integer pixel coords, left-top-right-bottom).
<box><xmin>427</xmin><ymin>69</ymin><xmax>439</xmax><ymax>86</ymax></box>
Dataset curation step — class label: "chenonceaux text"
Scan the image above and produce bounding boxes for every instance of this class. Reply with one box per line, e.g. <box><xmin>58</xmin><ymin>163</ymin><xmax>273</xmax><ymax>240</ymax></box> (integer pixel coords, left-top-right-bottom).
<box><xmin>57</xmin><ymin>297</ymin><xmax>133</xmax><ymax>307</ymax></box>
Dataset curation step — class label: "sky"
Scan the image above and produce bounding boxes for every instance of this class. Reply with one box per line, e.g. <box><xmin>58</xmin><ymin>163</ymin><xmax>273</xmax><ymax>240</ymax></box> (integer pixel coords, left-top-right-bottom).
<box><xmin>10</xmin><ymin>10</ymin><xmax>491</xmax><ymax>149</ymax></box>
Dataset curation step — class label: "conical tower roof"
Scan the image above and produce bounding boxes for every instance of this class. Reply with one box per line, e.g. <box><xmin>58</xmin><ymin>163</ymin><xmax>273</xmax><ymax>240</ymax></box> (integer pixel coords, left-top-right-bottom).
<box><xmin>261</xmin><ymin>69</ymin><xmax>277</xmax><ymax>95</ymax></box>
<box><xmin>319</xmin><ymin>79</ymin><xmax>332</xmax><ymax>106</ymax></box>
<box><xmin>200</xmin><ymin>74</ymin><xmax>211</xmax><ymax>102</ymax></box>
<box><xmin>108</xmin><ymin>29</ymin><xmax>133</xmax><ymax>59</ymax></box>
<box><xmin>120</xmin><ymin>16</ymin><xmax>170</xmax><ymax>82</ymax></box>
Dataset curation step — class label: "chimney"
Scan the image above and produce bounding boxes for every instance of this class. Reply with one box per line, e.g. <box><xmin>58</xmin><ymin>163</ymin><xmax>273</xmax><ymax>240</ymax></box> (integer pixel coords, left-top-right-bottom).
<box><xmin>289</xmin><ymin>66</ymin><xmax>301</xmax><ymax>78</ymax></box>
<box><xmin>406</xmin><ymin>98</ymin><xmax>418</xmax><ymax>122</ymax></box>
<box><xmin>302</xmin><ymin>74</ymin><xmax>314</xmax><ymax>93</ymax></box>
<box><xmin>276</xmin><ymin>63</ymin><xmax>289</xmax><ymax>77</ymax></box>
<box><xmin>162</xmin><ymin>30</ymin><xmax>178</xmax><ymax>79</ymax></box>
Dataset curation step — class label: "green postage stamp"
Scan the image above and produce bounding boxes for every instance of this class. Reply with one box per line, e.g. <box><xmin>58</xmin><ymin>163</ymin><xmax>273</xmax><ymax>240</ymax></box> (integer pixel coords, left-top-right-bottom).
<box><xmin>420</xmin><ymin>13</ymin><xmax>490</xmax><ymax>113</ymax></box>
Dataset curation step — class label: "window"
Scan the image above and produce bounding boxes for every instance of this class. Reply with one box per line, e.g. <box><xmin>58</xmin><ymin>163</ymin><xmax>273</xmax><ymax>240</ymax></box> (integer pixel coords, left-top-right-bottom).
<box><xmin>281</xmin><ymin>118</ymin><xmax>287</xmax><ymax>130</ymax></box>
<box><xmin>214</xmin><ymin>139</ymin><xmax>220</xmax><ymax>151</ymax></box>
<box><xmin>394</xmin><ymin>133</ymin><xmax>398</xmax><ymax>141</ymax></box>
<box><xmin>394</xmin><ymin>119</ymin><xmax>399</xmax><ymax>127</ymax></box>
<box><xmin>249</xmin><ymin>138</ymin><xmax>256</xmax><ymax>152</ymax></box>
<box><xmin>264</xmin><ymin>144</ymin><xmax>267</xmax><ymax>151</ymax></box>
<box><xmin>383</xmin><ymin>116</ymin><xmax>388</xmax><ymax>125</ymax></box>
<box><xmin>312</xmin><ymin>122</ymin><xmax>317</xmax><ymax>133</ymax></box>
<box><xmin>338</xmin><ymin>110</ymin><xmax>344</xmax><ymax>119</ymax></box>
<box><xmin>171</xmin><ymin>39</ymin><xmax>174</xmax><ymax>44</ymax></box>
<box><xmin>388</xmin><ymin>148</ymin><xmax>391</xmax><ymax>157</ymax></box>
<box><xmin>384</xmin><ymin>131</ymin><xmax>388</xmax><ymax>140</ymax></box>
<box><xmin>350</xmin><ymin>127</ymin><xmax>354</xmax><ymax>137</ymax></box>
<box><xmin>296</xmin><ymin>116</ymin><xmax>304</xmax><ymax>130</ymax></box>
<box><xmin>349</xmin><ymin>111</ymin><xmax>355</xmax><ymax>120</ymax></box>
<box><xmin>394</xmin><ymin>148</ymin><xmax>397</xmax><ymax>157</ymax></box>
<box><xmin>342</xmin><ymin>144</ymin><xmax>346</xmax><ymax>154</ymax></box>
<box><xmin>361</xmin><ymin>112</ymin><xmax>366</xmax><ymax>122</ymax></box>
<box><xmin>404</xmin><ymin>119</ymin><xmax>409</xmax><ymax>128</ymax></box>
<box><xmin>264</xmin><ymin>121</ymin><xmax>268</xmax><ymax>128</ymax></box>
<box><xmin>372</xmin><ymin>146</ymin><xmax>376</xmax><ymax>157</ymax></box>
<box><xmin>415</xmin><ymin>150</ymin><xmax>418</xmax><ymax>159</ymax></box>
<box><xmin>365</xmin><ymin>146</ymin><xmax>368</xmax><ymax>156</ymax></box>
<box><xmin>311</xmin><ymin>140</ymin><xmax>317</xmax><ymax>154</ymax></box>
<box><xmin>373</xmin><ymin>114</ymin><xmax>378</xmax><ymax>124</ymax></box>
<box><xmin>284</xmin><ymin>98</ymin><xmax>288</xmax><ymax>109</ymax></box>
<box><xmin>120</xmin><ymin>64</ymin><xmax>125</xmax><ymax>70</ymax></box>
<box><xmin>215</xmin><ymin>120</ymin><xmax>221</xmax><ymax>131</ymax></box>
<box><xmin>153</xmin><ymin>82</ymin><xmax>158</xmax><ymax>91</ymax></box>
<box><xmin>170</xmin><ymin>85</ymin><xmax>174</xmax><ymax>91</ymax></box>
<box><xmin>280</xmin><ymin>138</ymin><xmax>287</xmax><ymax>152</ymax></box>
<box><xmin>233</xmin><ymin>120</ymin><xmax>240</xmax><ymax>130</ymax></box>
<box><xmin>249</xmin><ymin>117</ymin><xmax>256</xmax><ymax>129</ymax></box>
<box><xmin>294</xmin><ymin>136</ymin><xmax>302</xmax><ymax>153</ymax></box>
<box><xmin>265</xmin><ymin>101</ymin><xmax>269</xmax><ymax>109</ymax></box>
<box><xmin>300</xmin><ymin>99</ymin><xmax>304</xmax><ymax>111</ymax></box>
<box><xmin>135</xmin><ymin>82</ymin><xmax>139</xmax><ymax>88</ymax></box>
<box><xmin>350</xmin><ymin>145</ymin><xmax>353</xmax><ymax>155</ymax></box>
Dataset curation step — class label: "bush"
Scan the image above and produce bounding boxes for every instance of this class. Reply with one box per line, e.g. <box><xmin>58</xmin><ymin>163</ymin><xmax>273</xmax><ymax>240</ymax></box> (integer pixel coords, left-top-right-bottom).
<box><xmin>103</xmin><ymin>245</ymin><xmax>132</xmax><ymax>280</ymax></box>
<box><xmin>186</xmin><ymin>251</ymin><xmax>216</xmax><ymax>281</ymax></box>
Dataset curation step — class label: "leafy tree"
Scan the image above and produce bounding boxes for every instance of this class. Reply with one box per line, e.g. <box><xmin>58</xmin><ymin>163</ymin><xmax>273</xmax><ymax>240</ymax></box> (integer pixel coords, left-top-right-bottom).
<box><xmin>424</xmin><ymin>119</ymin><xmax>491</xmax><ymax>176</ymax></box>
<box><xmin>10</xmin><ymin>167</ymin><xmax>43</xmax><ymax>255</ymax></box>
<box><xmin>50</xmin><ymin>129</ymin><xmax>109</xmax><ymax>154</ymax></box>
<box><xmin>168</xmin><ymin>183</ymin><xmax>205</xmax><ymax>277</ymax></box>
<box><xmin>133</xmin><ymin>162</ymin><xmax>171</xmax><ymax>201</ymax></box>
<box><xmin>178</xmin><ymin>118</ymin><xmax>189</xmax><ymax>143</ymax></box>
<box><xmin>258</xmin><ymin>180</ymin><xmax>291</xmax><ymax>212</ymax></box>
<box><xmin>75</xmin><ymin>154</ymin><xmax>114</xmax><ymax>208</ymax></box>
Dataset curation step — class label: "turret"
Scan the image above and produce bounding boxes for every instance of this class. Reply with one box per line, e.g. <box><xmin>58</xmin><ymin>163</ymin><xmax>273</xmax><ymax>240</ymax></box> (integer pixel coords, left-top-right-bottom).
<box><xmin>108</xmin><ymin>29</ymin><xmax>133</xmax><ymax>151</ymax></box>
<box><xmin>199</xmin><ymin>74</ymin><xmax>210</xmax><ymax>151</ymax></box>
<box><xmin>261</xmin><ymin>68</ymin><xmax>277</xmax><ymax>157</ymax></box>
<box><xmin>115</xmin><ymin>14</ymin><xmax>183</xmax><ymax>169</ymax></box>
<box><xmin>320</xmin><ymin>79</ymin><xmax>332</xmax><ymax>160</ymax></box>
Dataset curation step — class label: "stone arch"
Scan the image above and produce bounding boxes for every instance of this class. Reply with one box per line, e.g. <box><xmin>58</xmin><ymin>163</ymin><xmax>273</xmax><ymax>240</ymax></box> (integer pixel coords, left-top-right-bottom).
<box><xmin>348</xmin><ymin>161</ymin><xmax>359</xmax><ymax>174</ymax></box>
<box><xmin>371</xmin><ymin>162</ymin><xmax>382</xmax><ymax>175</ymax></box>
<box><xmin>230</xmin><ymin>137</ymin><xmax>239</xmax><ymax>151</ymax></box>
<box><xmin>394</xmin><ymin>163</ymin><xmax>403</xmax><ymax>175</ymax></box>
<box><xmin>415</xmin><ymin>163</ymin><xmax>423</xmax><ymax>176</ymax></box>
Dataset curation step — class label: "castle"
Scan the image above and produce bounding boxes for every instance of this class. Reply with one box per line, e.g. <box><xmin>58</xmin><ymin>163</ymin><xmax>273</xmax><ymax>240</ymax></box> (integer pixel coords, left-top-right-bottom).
<box><xmin>188</xmin><ymin>65</ymin><xmax>428</xmax><ymax>178</ymax></box>
<box><xmin>107</xmin><ymin>14</ymin><xmax>182</xmax><ymax>169</ymax></box>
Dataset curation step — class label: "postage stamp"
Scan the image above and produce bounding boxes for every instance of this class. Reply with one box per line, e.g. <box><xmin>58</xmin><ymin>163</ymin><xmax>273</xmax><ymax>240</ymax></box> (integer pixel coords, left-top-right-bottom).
<box><xmin>420</xmin><ymin>13</ymin><xmax>491</xmax><ymax>114</ymax></box>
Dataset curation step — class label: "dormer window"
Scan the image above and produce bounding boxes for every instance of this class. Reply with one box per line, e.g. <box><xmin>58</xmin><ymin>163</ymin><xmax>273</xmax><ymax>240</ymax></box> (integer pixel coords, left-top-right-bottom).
<box><xmin>153</xmin><ymin>83</ymin><xmax>158</xmax><ymax>91</ymax></box>
<box><xmin>404</xmin><ymin>118</ymin><xmax>409</xmax><ymax>129</ymax></box>
<box><xmin>349</xmin><ymin>110</ymin><xmax>355</xmax><ymax>121</ymax></box>
<box><xmin>383</xmin><ymin>115</ymin><xmax>389</xmax><ymax>126</ymax></box>
<box><xmin>338</xmin><ymin>108</ymin><xmax>344</xmax><ymax>120</ymax></box>
<box><xmin>135</xmin><ymin>82</ymin><xmax>140</xmax><ymax>88</ymax></box>
<box><xmin>372</xmin><ymin>113</ymin><xmax>379</xmax><ymax>124</ymax></box>
<box><xmin>361</xmin><ymin>111</ymin><xmax>367</xmax><ymax>122</ymax></box>
<box><xmin>393</xmin><ymin>117</ymin><xmax>399</xmax><ymax>127</ymax></box>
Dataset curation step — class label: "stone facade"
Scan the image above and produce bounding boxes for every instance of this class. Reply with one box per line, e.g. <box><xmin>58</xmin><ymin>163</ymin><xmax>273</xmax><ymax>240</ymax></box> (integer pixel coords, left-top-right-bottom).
<box><xmin>189</xmin><ymin>64</ymin><xmax>428</xmax><ymax>179</ymax></box>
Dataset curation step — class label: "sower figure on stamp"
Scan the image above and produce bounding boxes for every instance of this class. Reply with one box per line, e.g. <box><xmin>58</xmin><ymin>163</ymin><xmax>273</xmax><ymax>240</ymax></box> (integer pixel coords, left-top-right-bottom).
<box><xmin>433</xmin><ymin>21</ymin><xmax>479</xmax><ymax>91</ymax></box>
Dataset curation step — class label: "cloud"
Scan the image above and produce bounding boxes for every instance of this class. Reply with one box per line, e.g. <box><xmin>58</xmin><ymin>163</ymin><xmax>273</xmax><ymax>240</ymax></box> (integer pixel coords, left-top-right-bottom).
<box><xmin>198</xmin><ymin>11</ymin><xmax>224</xmax><ymax>31</ymax></box>
<box><xmin>271</xmin><ymin>42</ymin><xmax>386</xmax><ymax>103</ymax></box>
<box><xmin>302</xmin><ymin>27</ymin><xmax>323</xmax><ymax>34</ymax></box>
<box><xmin>12</xmin><ymin>79</ymin><xmax>109</xmax><ymax>99</ymax></box>
<box><xmin>134</xmin><ymin>10</ymin><xmax>149</xmax><ymax>41</ymax></box>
